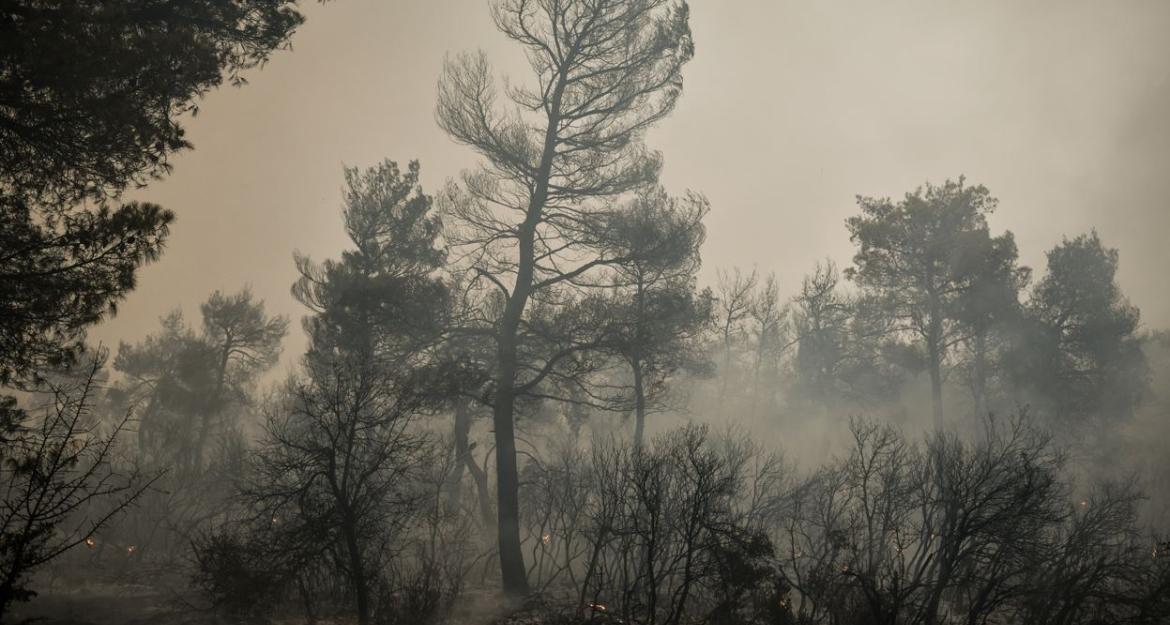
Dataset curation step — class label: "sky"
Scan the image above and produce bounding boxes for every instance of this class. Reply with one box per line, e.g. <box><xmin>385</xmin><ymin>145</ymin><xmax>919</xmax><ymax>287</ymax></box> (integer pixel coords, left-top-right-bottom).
<box><xmin>92</xmin><ymin>0</ymin><xmax>1170</xmax><ymax>372</ymax></box>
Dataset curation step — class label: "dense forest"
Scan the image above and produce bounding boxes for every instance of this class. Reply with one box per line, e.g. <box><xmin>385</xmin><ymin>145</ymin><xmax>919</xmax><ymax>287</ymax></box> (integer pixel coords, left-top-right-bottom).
<box><xmin>1</xmin><ymin>1</ymin><xmax>1168</xmax><ymax>624</ymax></box>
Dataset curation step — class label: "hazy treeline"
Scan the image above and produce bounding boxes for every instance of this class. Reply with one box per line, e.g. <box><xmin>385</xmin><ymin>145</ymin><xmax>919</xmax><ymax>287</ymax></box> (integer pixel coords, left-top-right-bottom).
<box><xmin>1</xmin><ymin>1</ymin><xmax>1167</xmax><ymax>625</ymax></box>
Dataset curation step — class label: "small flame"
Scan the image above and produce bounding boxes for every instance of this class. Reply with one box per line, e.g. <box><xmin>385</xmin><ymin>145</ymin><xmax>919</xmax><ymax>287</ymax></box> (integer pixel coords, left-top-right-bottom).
<box><xmin>541</xmin><ymin>532</ymin><xmax>551</xmax><ymax>545</ymax></box>
<box><xmin>1079</xmin><ymin>500</ymin><xmax>1088</xmax><ymax>508</ymax></box>
<box><xmin>272</xmin><ymin>516</ymin><xmax>281</xmax><ymax>525</ymax></box>
<box><xmin>126</xmin><ymin>545</ymin><xmax>137</xmax><ymax>555</ymax></box>
<box><xmin>587</xmin><ymin>602</ymin><xmax>607</xmax><ymax>612</ymax></box>
<box><xmin>85</xmin><ymin>537</ymin><xmax>96</xmax><ymax>548</ymax></box>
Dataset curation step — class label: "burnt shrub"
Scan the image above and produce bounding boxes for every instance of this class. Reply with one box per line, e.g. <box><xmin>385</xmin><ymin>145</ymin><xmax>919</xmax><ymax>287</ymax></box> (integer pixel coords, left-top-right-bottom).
<box><xmin>190</xmin><ymin>529</ymin><xmax>295</xmax><ymax>623</ymax></box>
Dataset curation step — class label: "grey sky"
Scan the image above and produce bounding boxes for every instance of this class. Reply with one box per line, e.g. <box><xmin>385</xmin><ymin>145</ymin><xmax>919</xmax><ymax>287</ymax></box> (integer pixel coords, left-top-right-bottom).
<box><xmin>92</xmin><ymin>0</ymin><xmax>1170</xmax><ymax>368</ymax></box>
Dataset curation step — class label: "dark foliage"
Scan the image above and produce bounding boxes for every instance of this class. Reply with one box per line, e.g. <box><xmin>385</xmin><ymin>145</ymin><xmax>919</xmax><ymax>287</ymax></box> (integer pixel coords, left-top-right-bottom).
<box><xmin>0</xmin><ymin>0</ymin><xmax>306</xmax><ymax>390</ymax></box>
<box><xmin>0</xmin><ymin>0</ymin><xmax>305</xmax><ymax>207</ymax></box>
<box><xmin>0</xmin><ymin>199</ymin><xmax>172</xmax><ymax>387</ymax></box>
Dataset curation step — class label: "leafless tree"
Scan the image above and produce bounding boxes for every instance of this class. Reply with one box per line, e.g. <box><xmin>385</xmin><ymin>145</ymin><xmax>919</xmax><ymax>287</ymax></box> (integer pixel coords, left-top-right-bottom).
<box><xmin>713</xmin><ymin>267</ymin><xmax>758</xmax><ymax>414</ymax></box>
<box><xmin>747</xmin><ymin>273</ymin><xmax>791</xmax><ymax>419</ymax></box>
<box><xmin>523</xmin><ymin>425</ymin><xmax>789</xmax><ymax>625</ymax></box>
<box><xmin>0</xmin><ymin>353</ymin><xmax>154</xmax><ymax>620</ymax></box>
<box><xmin>241</xmin><ymin>353</ymin><xmax>434</xmax><ymax>625</ymax></box>
<box><xmin>1014</xmin><ymin>479</ymin><xmax>1170</xmax><ymax>625</ymax></box>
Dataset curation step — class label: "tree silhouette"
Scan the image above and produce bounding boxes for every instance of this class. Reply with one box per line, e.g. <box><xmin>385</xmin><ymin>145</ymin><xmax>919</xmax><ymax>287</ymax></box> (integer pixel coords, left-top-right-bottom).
<box><xmin>436</xmin><ymin>0</ymin><xmax>694</xmax><ymax>594</ymax></box>
<box><xmin>1</xmin><ymin>0</ymin><xmax>307</xmax><ymax>389</ymax></box>
<box><xmin>846</xmin><ymin>178</ymin><xmax>1014</xmax><ymax>428</ymax></box>
<box><xmin>1010</xmin><ymin>231</ymin><xmax>1146</xmax><ymax>423</ymax></box>
<box><xmin>604</xmin><ymin>187</ymin><xmax>712</xmax><ymax>446</ymax></box>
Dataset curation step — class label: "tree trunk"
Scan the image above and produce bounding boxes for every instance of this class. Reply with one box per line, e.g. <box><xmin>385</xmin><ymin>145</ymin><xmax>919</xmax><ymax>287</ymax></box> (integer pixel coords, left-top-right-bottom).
<box><xmin>194</xmin><ymin>343</ymin><xmax>231</xmax><ymax>471</ymax></box>
<box><xmin>490</xmin><ymin>71</ymin><xmax>565</xmax><ymax>598</ymax></box>
<box><xmin>493</xmin><ymin>250</ymin><xmax>533</xmax><ymax>596</ymax></box>
<box><xmin>0</xmin><ymin>560</ymin><xmax>23</xmax><ymax>623</ymax></box>
<box><xmin>718</xmin><ymin>329</ymin><xmax>733</xmax><ymax>417</ymax></box>
<box><xmin>971</xmin><ymin>331</ymin><xmax>988</xmax><ymax>419</ymax></box>
<box><xmin>927</xmin><ymin>307</ymin><xmax>945</xmax><ymax>430</ymax></box>
<box><xmin>492</xmin><ymin>365</ymin><xmax>528</xmax><ymax>595</ymax></box>
<box><xmin>923</xmin><ymin>543</ymin><xmax>955</xmax><ymax>625</ymax></box>
<box><xmin>929</xmin><ymin>345</ymin><xmax>944</xmax><ymax>430</ymax></box>
<box><xmin>448</xmin><ymin>399</ymin><xmax>471</xmax><ymax>506</ymax></box>
<box><xmin>341</xmin><ymin>517</ymin><xmax>371</xmax><ymax>625</ymax></box>
<box><xmin>633</xmin><ymin>357</ymin><xmax>646</xmax><ymax>449</ymax></box>
<box><xmin>451</xmin><ymin>398</ymin><xmax>494</xmax><ymax>526</ymax></box>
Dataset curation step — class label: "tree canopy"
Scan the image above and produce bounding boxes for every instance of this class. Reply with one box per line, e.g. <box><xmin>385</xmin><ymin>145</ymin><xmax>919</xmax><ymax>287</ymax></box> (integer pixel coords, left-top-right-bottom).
<box><xmin>846</xmin><ymin>178</ymin><xmax>1023</xmax><ymax>427</ymax></box>
<box><xmin>0</xmin><ymin>0</ymin><xmax>307</xmax><ymax>389</ymax></box>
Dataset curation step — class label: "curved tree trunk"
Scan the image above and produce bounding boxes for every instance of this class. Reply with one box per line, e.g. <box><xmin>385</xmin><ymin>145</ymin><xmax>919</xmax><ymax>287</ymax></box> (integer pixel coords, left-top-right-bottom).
<box><xmin>448</xmin><ymin>399</ymin><xmax>471</xmax><ymax>506</ymax></box>
<box><xmin>450</xmin><ymin>399</ymin><xmax>494</xmax><ymax>527</ymax></box>
<box><xmin>489</xmin><ymin>73</ymin><xmax>565</xmax><ymax>597</ymax></box>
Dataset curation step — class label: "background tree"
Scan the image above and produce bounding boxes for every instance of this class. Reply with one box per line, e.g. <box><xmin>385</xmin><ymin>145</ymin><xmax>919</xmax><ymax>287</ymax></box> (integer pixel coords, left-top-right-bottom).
<box><xmin>846</xmin><ymin>177</ymin><xmax>1010</xmax><ymax>428</ymax></box>
<box><xmin>950</xmin><ymin>231</ymin><xmax>1029</xmax><ymax>418</ymax></box>
<box><xmin>436</xmin><ymin>0</ymin><xmax>694</xmax><ymax>594</ymax></box>
<box><xmin>747</xmin><ymin>272</ymin><xmax>789</xmax><ymax>419</ymax></box>
<box><xmin>111</xmin><ymin>310</ymin><xmax>218</xmax><ymax>469</ymax></box>
<box><xmin>113</xmin><ymin>289</ymin><xmax>287</xmax><ymax>472</ymax></box>
<box><xmin>603</xmin><ymin>187</ymin><xmax>712</xmax><ymax>446</ymax></box>
<box><xmin>1008</xmin><ymin>231</ymin><xmax>1145</xmax><ymax>424</ymax></box>
<box><xmin>101</xmin><ymin>290</ymin><xmax>284</xmax><ymax>566</ymax></box>
<box><xmin>293</xmin><ymin>160</ymin><xmax>448</xmax><ymax>365</ymax></box>
<box><xmin>195</xmin><ymin>289</ymin><xmax>288</xmax><ymax>467</ymax></box>
<box><xmin>789</xmin><ymin>262</ymin><xmax>909</xmax><ymax>417</ymax></box>
<box><xmin>790</xmin><ymin>261</ymin><xmax>853</xmax><ymax>414</ymax></box>
<box><xmin>712</xmin><ymin>267</ymin><xmax>758</xmax><ymax>414</ymax></box>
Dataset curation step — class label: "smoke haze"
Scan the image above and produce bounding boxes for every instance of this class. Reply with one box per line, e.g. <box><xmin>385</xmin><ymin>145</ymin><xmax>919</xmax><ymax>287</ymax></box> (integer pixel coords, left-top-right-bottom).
<box><xmin>90</xmin><ymin>0</ymin><xmax>1170</xmax><ymax>369</ymax></box>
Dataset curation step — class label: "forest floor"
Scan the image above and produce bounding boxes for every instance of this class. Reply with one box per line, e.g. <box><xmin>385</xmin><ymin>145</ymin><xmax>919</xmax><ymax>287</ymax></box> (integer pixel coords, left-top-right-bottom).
<box><xmin>7</xmin><ymin>578</ymin><xmax>580</xmax><ymax>625</ymax></box>
<box><xmin>6</xmin><ymin>581</ymin><xmax>207</xmax><ymax>625</ymax></box>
